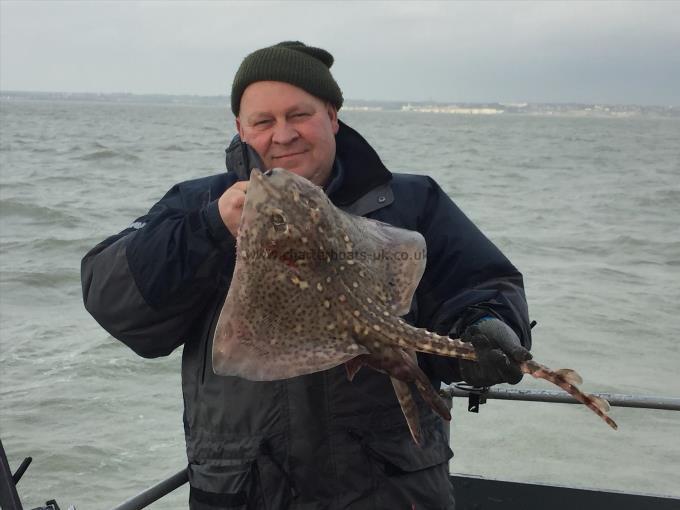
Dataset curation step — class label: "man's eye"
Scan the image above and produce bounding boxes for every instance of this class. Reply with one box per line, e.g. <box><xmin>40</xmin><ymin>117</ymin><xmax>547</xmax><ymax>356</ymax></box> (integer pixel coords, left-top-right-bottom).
<box><xmin>254</xmin><ymin>119</ymin><xmax>272</xmax><ymax>126</ymax></box>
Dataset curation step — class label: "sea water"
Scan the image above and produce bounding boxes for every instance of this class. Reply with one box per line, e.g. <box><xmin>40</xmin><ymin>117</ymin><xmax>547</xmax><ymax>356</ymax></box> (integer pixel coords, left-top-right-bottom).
<box><xmin>1</xmin><ymin>98</ymin><xmax>679</xmax><ymax>508</ymax></box>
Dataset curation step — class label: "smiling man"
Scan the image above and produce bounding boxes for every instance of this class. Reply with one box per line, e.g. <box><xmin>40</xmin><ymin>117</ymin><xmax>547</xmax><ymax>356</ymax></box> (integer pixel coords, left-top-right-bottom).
<box><xmin>236</xmin><ymin>80</ymin><xmax>339</xmax><ymax>186</ymax></box>
<box><xmin>82</xmin><ymin>42</ymin><xmax>532</xmax><ymax>509</ymax></box>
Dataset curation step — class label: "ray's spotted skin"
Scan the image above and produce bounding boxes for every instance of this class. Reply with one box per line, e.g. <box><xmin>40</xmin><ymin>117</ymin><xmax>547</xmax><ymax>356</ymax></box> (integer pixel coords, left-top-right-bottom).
<box><xmin>212</xmin><ymin>168</ymin><xmax>618</xmax><ymax>444</ymax></box>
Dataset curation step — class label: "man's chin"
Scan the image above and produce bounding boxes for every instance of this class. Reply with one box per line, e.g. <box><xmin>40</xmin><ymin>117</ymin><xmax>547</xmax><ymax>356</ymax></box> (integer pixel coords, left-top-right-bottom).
<box><xmin>285</xmin><ymin>166</ymin><xmax>330</xmax><ymax>186</ymax></box>
<box><xmin>267</xmin><ymin>159</ymin><xmax>330</xmax><ymax>185</ymax></box>
<box><xmin>284</xmin><ymin>166</ymin><xmax>314</xmax><ymax>180</ymax></box>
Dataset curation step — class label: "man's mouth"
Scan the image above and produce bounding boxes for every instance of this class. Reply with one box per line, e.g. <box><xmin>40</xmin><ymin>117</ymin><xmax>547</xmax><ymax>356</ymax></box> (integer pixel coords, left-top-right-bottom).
<box><xmin>272</xmin><ymin>150</ymin><xmax>307</xmax><ymax>160</ymax></box>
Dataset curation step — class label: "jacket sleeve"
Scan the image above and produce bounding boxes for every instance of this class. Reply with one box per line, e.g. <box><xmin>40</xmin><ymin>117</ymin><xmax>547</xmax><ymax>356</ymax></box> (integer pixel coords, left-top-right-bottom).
<box><xmin>81</xmin><ymin>174</ymin><xmax>238</xmax><ymax>358</ymax></box>
<box><xmin>413</xmin><ymin>177</ymin><xmax>532</xmax><ymax>384</ymax></box>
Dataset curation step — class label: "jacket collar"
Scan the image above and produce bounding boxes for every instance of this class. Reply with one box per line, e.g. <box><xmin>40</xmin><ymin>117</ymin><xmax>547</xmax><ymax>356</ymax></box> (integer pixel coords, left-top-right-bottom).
<box><xmin>225</xmin><ymin>121</ymin><xmax>393</xmax><ymax>206</ymax></box>
<box><xmin>330</xmin><ymin>121</ymin><xmax>392</xmax><ymax>206</ymax></box>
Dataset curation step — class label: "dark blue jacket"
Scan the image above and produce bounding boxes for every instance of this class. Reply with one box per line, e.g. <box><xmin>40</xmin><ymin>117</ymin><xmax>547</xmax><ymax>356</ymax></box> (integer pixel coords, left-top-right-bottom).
<box><xmin>82</xmin><ymin>121</ymin><xmax>530</xmax><ymax>509</ymax></box>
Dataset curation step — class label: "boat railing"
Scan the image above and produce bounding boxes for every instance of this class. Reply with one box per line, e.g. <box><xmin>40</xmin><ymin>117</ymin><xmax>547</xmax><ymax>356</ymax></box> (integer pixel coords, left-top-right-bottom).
<box><xmin>2</xmin><ymin>386</ymin><xmax>679</xmax><ymax>510</ymax></box>
<box><xmin>440</xmin><ymin>383</ymin><xmax>680</xmax><ymax>411</ymax></box>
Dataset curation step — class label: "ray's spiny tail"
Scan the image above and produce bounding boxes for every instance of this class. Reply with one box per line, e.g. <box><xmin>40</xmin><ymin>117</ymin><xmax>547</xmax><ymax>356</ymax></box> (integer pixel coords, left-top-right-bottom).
<box><xmin>401</xmin><ymin>326</ymin><xmax>619</xmax><ymax>430</ymax></box>
<box><xmin>520</xmin><ymin>360</ymin><xmax>618</xmax><ymax>430</ymax></box>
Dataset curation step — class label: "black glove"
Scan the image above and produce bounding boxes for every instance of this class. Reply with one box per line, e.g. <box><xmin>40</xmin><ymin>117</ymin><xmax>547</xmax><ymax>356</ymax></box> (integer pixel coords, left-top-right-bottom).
<box><xmin>459</xmin><ymin>317</ymin><xmax>532</xmax><ymax>387</ymax></box>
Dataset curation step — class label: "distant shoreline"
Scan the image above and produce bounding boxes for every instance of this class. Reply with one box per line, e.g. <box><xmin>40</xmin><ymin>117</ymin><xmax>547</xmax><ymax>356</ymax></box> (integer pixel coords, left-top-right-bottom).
<box><xmin>1</xmin><ymin>91</ymin><xmax>677</xmax><ymax>118</ymax></box>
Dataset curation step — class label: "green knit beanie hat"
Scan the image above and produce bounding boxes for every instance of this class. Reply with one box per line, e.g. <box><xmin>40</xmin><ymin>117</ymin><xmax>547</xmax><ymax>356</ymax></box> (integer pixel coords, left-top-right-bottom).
<box><xmin>231</xmin><ymin>41</ymin><xmax>343</xmax><ymax>116</ymax></box>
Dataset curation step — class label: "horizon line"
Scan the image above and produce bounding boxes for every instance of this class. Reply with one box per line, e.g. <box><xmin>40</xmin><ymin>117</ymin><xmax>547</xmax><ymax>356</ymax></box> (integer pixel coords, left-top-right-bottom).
<box><xmin>1</xmin><ymin>90</ymin><xmax>677</xmax><ymax>109</ymax></box>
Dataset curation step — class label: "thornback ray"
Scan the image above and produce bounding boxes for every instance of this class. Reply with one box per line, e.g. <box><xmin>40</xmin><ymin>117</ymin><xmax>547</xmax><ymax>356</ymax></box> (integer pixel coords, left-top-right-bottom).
<box><xmin>212</xmin><ymin>168</ymin><xmax>618</xmax><ymax>443</ymax></box>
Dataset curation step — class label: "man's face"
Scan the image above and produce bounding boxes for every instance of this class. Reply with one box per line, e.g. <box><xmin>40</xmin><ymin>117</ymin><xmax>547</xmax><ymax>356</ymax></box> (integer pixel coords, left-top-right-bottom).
<box><xmin>236</xmin><ymin>81</ymin><xmax>340</xmax><ymax>187</ymax></box>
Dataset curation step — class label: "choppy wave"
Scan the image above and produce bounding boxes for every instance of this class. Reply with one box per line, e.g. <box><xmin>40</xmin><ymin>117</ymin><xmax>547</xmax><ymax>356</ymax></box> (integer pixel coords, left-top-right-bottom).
<box><xmin>2</xmin><ymin>236</ymin><xmax>95</xmax><ymax>253</ymax></box>
<box><xmin>0</xmin><ymin>270</ymin><xmax>78</xmax><ymax>289</ymax></box>
<box><xmin>159</xmin><ymin>144</ymin><xmax>187</xmax><ymax>152</ymax></box>
<box><xmin>640</xmin><ymin>187</ymin><xmax>680</xmax><ymax>207</ymax></box>
<box><xmin>0</xmin><ymin>198</ymin><xmax>81</xmax><ymax>226</ymax></box>
<box><xmin>75</xmin><ymin>149</ymin><xmax>141</xmax><ymax>161</ymax></box>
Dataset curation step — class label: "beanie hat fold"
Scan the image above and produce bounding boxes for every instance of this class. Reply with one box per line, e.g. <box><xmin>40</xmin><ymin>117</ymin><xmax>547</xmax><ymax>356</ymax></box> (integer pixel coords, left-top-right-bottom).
<box><xmin>231</xmin><ymin>41</ymin><xmax>343</xmax><ymax>116</ymax></box>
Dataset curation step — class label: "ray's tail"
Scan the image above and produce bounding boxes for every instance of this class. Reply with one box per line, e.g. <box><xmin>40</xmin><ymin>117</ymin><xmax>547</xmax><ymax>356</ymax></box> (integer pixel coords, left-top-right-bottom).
<box><xmin>405</xmin><ymin>329</ymin><xmax>618</xmax><ymax>430</ymax></box>
<box><xmin>520</xmin><ymin>360</ymin><xmax>618</xmax><ymax>430</ymax></box>
<box><xmin>375</xmin><ymin>321</ymin><xmax>618</xmax><ymax>431</ymax></box>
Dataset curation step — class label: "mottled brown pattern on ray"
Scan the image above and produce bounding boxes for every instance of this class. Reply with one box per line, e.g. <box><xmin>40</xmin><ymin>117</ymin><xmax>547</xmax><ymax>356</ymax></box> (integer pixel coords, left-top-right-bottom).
<box><xmin>212</xmin><ymin>168</ymin><xmax>618</xmax><ymax>444</ymax></box>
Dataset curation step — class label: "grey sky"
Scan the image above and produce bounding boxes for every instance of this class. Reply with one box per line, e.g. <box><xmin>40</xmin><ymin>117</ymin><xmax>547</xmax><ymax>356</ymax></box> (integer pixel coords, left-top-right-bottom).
<box><xmin>1</xmin><ymin>1</ymin><xmax>679</xmax><ymax>105</ymax></box>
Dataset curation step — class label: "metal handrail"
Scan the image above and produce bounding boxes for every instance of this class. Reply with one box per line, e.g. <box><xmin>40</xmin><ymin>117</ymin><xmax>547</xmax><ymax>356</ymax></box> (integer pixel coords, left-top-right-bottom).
<box><xmin>109</xmin><ymin>469</ymin><xmax>189</xmax><ymax>510</ymax></box>
<box><xmin>0</xmin><ymin>439</ymin><xmax>24</xmax><ymax>510</ymax></box>
<box><xmin>441</xmin><ymin>385</ymin><xmax>680</xmax><ymax>411</ymax></box>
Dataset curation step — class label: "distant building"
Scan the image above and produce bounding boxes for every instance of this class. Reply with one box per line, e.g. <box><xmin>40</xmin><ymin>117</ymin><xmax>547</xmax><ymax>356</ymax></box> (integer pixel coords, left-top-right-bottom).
<box><xmin>401</xmin><ymin>104</ymin><xmax>504</xmax><ymax>115</ymax></box>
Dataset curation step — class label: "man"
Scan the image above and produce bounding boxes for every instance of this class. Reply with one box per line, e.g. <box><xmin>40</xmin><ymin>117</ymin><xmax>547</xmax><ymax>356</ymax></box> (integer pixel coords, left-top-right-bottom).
<box><xmin>82</xmin><ymin>42</ymin><xmax>532</xmax><ymax>509</ymax></box>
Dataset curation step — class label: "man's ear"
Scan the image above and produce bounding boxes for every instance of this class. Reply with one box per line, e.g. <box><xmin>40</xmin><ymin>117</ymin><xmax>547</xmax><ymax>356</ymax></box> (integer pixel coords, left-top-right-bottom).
<box><xmin>326</xmin><ymin>104</ymin><xmax>339</xmax><ymax>134</ymax></box>
<box><xmin>236</xmin><ymin>117</ymin><xmax>245</xmax><ymax>141</ymax></box>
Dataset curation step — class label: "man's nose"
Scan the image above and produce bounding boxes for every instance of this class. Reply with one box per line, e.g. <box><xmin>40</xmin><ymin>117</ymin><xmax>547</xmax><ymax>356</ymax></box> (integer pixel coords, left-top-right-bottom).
<box><xmin>271</xmin><ymin>121</ymin><xmax>299</xmax><ymax>145</ymax></box>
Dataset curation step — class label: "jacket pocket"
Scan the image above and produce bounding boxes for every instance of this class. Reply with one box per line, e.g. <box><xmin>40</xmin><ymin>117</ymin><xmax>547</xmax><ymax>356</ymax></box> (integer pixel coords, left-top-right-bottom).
<box><xmin>363</xmin><ymin>426</ymin><xmax>452</xmax><ymax>475</ymax></box>
<box><xmin>189</xmin><ymin>459</ymin><xmax>254</xmax><ymax>494</ymax></box>
<box><xmin>190</xmin><ymin>485</ymin><xmax>248</xmax><ymax>510</ymax></box>
<box><xmin>189</xmin><ymin>455</ymin><xmax>294</xmax><ymax>510</ymax></box>
<box><xmin>361</xmin><ymin>428</ymin><xmax>455</xmax><ymax>509</ymax></box>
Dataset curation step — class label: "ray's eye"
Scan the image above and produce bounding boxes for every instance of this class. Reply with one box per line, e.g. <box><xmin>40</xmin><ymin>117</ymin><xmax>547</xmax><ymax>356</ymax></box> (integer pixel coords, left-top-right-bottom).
<box><xmin>271</xmin><ymin>213</ymin><xmax>287</xmax><ymax>232</ymax></box>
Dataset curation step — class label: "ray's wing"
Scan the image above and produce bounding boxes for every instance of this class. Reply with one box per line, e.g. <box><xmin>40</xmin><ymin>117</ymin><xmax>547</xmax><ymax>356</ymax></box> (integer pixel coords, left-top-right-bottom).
<box><xmin>212</xmin><ymin>301</ymin><xmax>367</xmax><ymax>380</ymax></box>
<box><xmin>339</xmin><ymin>212</ymin><xmax>427</xmax><ymax>316</ymax></box>
<box><xmin>212</xmin><ymin>253</ymin><xmax>368</xmax><ymax>380</ymax></box>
